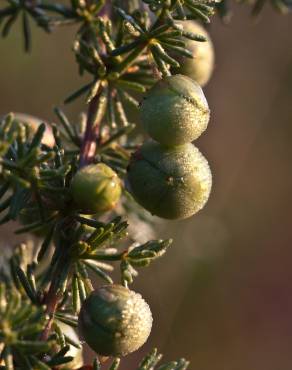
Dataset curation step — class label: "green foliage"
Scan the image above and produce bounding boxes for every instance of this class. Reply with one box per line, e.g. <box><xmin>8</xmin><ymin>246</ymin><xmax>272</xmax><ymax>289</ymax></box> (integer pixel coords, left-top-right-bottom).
<box><xmin>0</xmin><ymin>0</ymin><xmax>290</xmax><ymax>369</ymax></box>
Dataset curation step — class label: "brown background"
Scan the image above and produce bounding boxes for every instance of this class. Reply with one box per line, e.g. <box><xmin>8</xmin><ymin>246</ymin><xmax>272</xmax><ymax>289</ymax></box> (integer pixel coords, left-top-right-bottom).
<box><xmin>1</xmin><ymin>3</ymin><xmax>292</xmax><ymax>369</ymax></box>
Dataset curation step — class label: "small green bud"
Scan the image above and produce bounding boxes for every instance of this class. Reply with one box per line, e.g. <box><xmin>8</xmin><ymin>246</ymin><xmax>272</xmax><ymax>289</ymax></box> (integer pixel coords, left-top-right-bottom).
<box><xmin>140</xmin><ymin>75</ymin><xmax>210</xmax><ymax>146</ymax></box>
<box><xmin>127</xmin><ymin>141</ymin><xmax>212</xmax><ymax>220</ymax></box>
<box><xmin>78</xmin><ymin>285</ymin><xmax>153</xmax><ymax>357</ymax></box>
<box><xmin>71</xmin><ymin>164</ymin><xmax>122</xmax><ymax>214</ymax></box>
<box><xmin>172</xmin><ymin>21</ymin><xmax>215</xmax><ymax>87</ymax></box>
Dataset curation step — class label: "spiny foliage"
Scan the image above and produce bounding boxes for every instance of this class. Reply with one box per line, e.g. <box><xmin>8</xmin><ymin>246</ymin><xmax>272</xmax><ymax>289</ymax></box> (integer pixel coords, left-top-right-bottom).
<box><xmin>0</xmin><ymin>0</ymin><xmax>290</xmax><ymax>369</ymax></box>
<box><xmin>0</xmin><ymin>0</ymin><xmax>290</xmax><ymax>54</ymax></box>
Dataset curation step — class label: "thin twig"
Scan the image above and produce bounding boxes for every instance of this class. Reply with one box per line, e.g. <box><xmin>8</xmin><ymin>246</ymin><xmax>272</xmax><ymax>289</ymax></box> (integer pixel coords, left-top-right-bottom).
<box><xmin>40</xmin><ymin>90</ymin><xmax>105</xmax><ymax>335</ymax></box>
<box><xmin>40</xmin><ymin>285</ymin><xmax>59</xmax><ymax>341</ymax></box>
<box><xmin>40</xmin><ymin>217</ymin><xmax>76</xmax><ymax>341</ymax></box>
<box><xmin>79</xmin><ymin>93</ymin><xmax>101</xmax><ymax>168</ymax></box>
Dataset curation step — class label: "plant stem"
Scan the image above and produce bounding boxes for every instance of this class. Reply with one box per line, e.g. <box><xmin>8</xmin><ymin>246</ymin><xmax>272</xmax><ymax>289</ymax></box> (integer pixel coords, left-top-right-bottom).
<box><xmin>79</xmin><ymin>93</ymin><xmax>101</xmax><ymax>168</ymax></box>
<box><xmin>40</xmin><ymin>92</ymin><xmax>105</xmax><ymax>341</ymax></box>
<box><xmin>40</xmin><ymin>218</ymin><xmax>75</xmax><ymax>341</ymax></box>
<box><xmin>40</xmin><ymin>91</ymin><xmax>106</xmax><ymax>336</ymax></box>
<box><xmin>40</xmin><ymin>284</ymin><xmax>59</xmax><ymax>341</ymax></box>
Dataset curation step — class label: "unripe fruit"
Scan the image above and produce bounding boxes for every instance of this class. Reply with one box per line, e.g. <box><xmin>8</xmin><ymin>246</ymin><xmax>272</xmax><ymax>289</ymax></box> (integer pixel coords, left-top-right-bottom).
<box><xmin>71</xmin><ymin>164</ymin><xmax>122</xmax><ymax>214</ymax></box>
<box><xmin>140</xmin><ymin>75</ymin><xmax>210</xmax><ymax>146</ymax></box>
<box><xmin>172</xmin><ymin>21</ymin><xmax>215</xmax><ymax>87</ymax></box>
<box><xmin>127</xmin><ymin>141</ymin><xmax>212</xmax><ymax>220</ymax></box>
<box><xmin>78</xmin><ymin>285</ymin><xmax>152</xmax><ymax>357</ymax></box>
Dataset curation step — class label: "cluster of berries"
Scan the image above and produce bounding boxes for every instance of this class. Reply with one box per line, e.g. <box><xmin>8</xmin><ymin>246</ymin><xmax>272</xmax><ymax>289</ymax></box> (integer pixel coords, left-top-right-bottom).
<box><xmin>128</xmin><ymin>73</ymin><xmax>212</xmax><ymax>220</ymax></box>
<box><xmin>14</xmin><ymin>21</ymin><xmax>215</xmax><ymax>359</ymax></box>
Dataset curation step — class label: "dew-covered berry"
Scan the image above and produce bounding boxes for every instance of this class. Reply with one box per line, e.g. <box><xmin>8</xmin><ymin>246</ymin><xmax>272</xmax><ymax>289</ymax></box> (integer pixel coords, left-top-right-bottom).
<box><xmin>71</xmin><ymin>163</ymin><xmax>121</xmax><ymax>214</ymax></box>
<box><xmin>127</xmin><ymin>140</ymin><xmax>212</xmax><ymax>220</ymax></box>
<box><xmin>172</xmin><ymin>21</ymin><xmax>215</xmax><ymax>87</ymax></box>
<box><xmin>78</xmin><ymin>285</ymin><xmax>153</xmax><ymax>357</ymax></box>
<box><xmin>140</xmin><ymin>75</ymin><xmax>210</xmax><ymax>146</ymax></box>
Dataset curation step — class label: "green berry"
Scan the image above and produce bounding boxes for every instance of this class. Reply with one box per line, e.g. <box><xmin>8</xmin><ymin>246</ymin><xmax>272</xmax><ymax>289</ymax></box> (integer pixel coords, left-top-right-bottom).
<box><xmin>78</xmin><ymin>285</ymin><xmax>152</xmax><ymax>357</ymax></box>
<box><xmin>127</xmin><ymin>141</ymin><xmax>212</xmax><ymax>220</ymax></box>
<box><xmin>71</xmin><ymin>163</ymin><xmax>122</xmax><ymax>214</ymax></box>
<box><xmin>172</xmin><ymin>21</ymin><xmax>215</xmax><ymax>87</ymax></box>
<box><xmin>140</xmin><ymin>75</ymin><xmax>210</xmax><ymax>146</ymax></box>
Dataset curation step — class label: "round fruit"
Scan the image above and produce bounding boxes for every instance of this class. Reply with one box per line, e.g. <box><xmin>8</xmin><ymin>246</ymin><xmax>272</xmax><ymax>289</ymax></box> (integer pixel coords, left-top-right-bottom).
<box><xmin>140</xmin><ymin>74</ymin><xmax>210</xmax><ymax>146</ymax></box>
<box><xmin>71</xmin><ymin>164</ymin><xmax>121</xmax><ymax>214</ymax></box>
<box><xmin>78</xmin><ymin>285</ymin><xmax>152</xmax><ymax>357</ymax></box>
<box><xmin>127</xmin><ymin>141</ymin><xmax>212</xmax><ymax>220</ymax></box>
<box><xmin>172</xmin><ymin>21</ymin><xmax>215</xmax><ymax>87</ymax></box>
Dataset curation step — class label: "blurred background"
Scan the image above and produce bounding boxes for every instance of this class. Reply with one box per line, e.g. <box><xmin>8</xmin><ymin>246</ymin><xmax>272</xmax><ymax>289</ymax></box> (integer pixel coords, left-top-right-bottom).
<box><xmin>1</xmin><ymin>4</ymin><xmax>292</xmax><ymax>370</ymax></box>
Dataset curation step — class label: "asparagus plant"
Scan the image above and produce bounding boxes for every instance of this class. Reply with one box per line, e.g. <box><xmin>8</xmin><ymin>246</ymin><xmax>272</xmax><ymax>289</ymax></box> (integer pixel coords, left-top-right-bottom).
<box><xmin>0</xmin><ymin>0</ymin><xmax>290</xmax><ymax>369</ymax></box>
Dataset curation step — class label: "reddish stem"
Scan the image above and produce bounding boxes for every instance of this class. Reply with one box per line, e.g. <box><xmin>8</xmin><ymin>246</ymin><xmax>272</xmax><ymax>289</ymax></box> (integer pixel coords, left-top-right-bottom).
<box><xmin>41</xmin><ymin>218</ymin><xmax>76</xmax><ymax>340</ymax></box>
<box><xmin>79</xmin><ymin>94</ymin><xmax>101</xmax><ymax>168</ymax></box>
<box><xmin>40</xmin><ymin>283</ymin><xmax>60</xmax><ymax>341</ymax></box>
<box><xmin>40</xmin><ymin>93</ymin><xmax>103</xmax><ymax>341</ymax></box>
